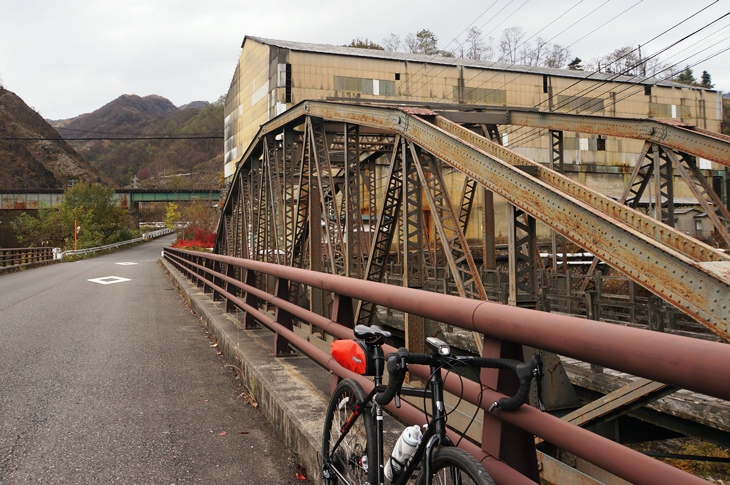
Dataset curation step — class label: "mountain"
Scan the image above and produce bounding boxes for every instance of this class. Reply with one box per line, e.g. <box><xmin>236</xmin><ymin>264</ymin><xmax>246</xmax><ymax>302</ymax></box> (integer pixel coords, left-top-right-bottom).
<box><xmin>50</xmin><ymin>95</ymin><xmax>224</xmax><ymax>189</ymax></box>
<box><xmin>0</xmin><ymin>87</ymin><xmax>107</xmax><ymax>189</ymax></box>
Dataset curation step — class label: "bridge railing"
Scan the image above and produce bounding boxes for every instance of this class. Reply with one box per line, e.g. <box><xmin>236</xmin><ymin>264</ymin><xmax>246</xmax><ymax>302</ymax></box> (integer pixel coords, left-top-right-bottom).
<box><xmin>0</xmin><ymin>247</ymin><xmax>55</xmax><ymax>271</ymax></box>
<box><xmin>162</xmin><ymin>246</ymin><xmax>729</xmax><ymax>485</ymax></box>
<box><xmin>0</xmin><ymin>230</ymin><xmax>175</xmax><ymax>272</ymax></box>
<box><xmin>57</xmin><ymin>229</ymin><xmax>174</xmax><ymax>259</ymax></box>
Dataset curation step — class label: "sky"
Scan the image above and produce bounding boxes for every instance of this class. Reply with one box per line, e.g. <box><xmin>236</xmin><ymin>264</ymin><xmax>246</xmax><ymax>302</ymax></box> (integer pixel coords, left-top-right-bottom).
<box><xmin>0</xmin><ymin>0</ymin><xmax>728</xmax><ymax>121</ymax></box>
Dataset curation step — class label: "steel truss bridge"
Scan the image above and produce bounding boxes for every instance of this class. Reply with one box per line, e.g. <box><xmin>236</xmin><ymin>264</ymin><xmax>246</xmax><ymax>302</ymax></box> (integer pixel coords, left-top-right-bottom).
<box><xmin>213</xmin><ymin>100</ymin><xmax>730</xmax><ymax>482</ymax></box>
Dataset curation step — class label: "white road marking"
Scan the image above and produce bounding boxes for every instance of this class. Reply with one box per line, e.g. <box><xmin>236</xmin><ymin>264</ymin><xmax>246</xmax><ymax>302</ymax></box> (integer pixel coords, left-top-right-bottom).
<box><xmin>115</xmin><ymin>262</ymin><xmax>138</xmax><ymax>265</ymax></box>
<box><xmin>87</xmin><ymin>276</ymin><xmax>131</xmax><ymax>285</ymax></box>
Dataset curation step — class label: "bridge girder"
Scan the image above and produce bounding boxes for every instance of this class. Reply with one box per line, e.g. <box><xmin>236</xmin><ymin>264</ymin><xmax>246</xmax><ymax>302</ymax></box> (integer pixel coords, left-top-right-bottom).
<box><xmin>216</xmin><ymin>101</ymin><xmax>730</xmax><ymax>342</ymax></box>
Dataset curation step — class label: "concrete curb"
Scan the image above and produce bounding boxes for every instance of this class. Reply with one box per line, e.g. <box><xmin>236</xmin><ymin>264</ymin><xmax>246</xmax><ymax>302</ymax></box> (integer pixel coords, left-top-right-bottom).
<box><xmin>160</xmin><ymin>257</ymin><xmax>328</xmax><ymax>484</ymax></box>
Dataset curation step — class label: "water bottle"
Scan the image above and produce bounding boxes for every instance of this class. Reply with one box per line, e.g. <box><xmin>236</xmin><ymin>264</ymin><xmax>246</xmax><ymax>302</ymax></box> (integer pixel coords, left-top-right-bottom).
<box><xmin>384</xmin><ymin>424</ymin><xmax>422</xmax><ymax>481</ymax></box>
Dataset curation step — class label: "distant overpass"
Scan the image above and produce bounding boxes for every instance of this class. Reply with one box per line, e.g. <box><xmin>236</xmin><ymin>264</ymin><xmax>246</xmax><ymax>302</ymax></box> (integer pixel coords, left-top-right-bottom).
<box><xmin>0</xmin><ymin>189</ymin><xmax>220</xmax><ymax>210</ymax></box>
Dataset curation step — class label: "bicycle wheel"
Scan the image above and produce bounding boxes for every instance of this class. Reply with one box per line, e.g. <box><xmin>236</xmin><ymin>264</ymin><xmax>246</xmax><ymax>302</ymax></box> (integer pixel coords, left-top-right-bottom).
<box><xmin>322</xmin><ymin>378</ymin><xmax>377</xmax><ymax>485</ymax></box>
<box><xmin>416</xmin><ymin>447</ymin><xmax>495</xmax><ymax>485</ymax></box>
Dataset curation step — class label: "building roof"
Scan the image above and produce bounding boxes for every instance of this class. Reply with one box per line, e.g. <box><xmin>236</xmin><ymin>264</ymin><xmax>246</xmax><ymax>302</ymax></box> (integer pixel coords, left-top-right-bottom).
<box><xmin>243</xmin><ymin>36</ymin><xmax>702</xmax><ymax>90</ymax></box>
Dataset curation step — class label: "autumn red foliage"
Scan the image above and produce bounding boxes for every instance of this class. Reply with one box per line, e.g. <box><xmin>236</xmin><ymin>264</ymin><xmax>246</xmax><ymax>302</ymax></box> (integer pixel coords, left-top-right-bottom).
<box><xmin>171</xmin><ymin>226</ymin><xmax>215</xmax><ymax>250</ymax></box>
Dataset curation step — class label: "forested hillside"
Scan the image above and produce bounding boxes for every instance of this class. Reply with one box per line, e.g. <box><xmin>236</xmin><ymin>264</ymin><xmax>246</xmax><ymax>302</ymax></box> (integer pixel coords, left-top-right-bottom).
<box><xmin>0</xmin><ymin>87</ymin><xmax>106</xmax><ymax>189</ymax></box>
<box><xmin>51</xmin><ymin>95</ymin><xmax>223</xmax><ymax>189</ymax></box>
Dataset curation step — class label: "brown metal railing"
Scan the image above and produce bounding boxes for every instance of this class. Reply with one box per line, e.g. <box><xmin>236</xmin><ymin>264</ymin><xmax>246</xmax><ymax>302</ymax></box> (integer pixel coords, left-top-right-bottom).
<box><xmin>163</xmin><ymin>246</ymin><xmax>729</xmax><ymax>485</ymax></box>
<box><xmin>0</xmin><ymin>247</ymin><xmax>55</xmax><ymax>270</ymax></box>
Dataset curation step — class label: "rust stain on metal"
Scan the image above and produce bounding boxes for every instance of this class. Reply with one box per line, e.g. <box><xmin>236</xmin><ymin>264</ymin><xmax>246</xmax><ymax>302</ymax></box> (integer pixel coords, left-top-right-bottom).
<box><xmin>698</xmin><ymin>261</ymin><xmax>730</xmax><ymax>283</ymax></box>
<box><xmin>400</xmin><ymin>107</ymin><xmax>437</xmax><ymax>116</ymax></box>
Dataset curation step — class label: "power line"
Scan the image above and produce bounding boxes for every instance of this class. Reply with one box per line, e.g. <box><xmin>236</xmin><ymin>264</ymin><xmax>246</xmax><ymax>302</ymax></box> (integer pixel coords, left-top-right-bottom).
<box><xmin>503</xmin><ymin>5</ymin><xmax>729</xmax><ymax>147</ymax></box>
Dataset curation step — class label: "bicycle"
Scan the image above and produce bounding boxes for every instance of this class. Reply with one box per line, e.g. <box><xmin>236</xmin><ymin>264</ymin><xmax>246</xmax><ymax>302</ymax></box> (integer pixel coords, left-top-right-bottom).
<box><xmin>322</xmin><ymin>324</ymin><xmax>542</xmax><ymax>485</ymax></box>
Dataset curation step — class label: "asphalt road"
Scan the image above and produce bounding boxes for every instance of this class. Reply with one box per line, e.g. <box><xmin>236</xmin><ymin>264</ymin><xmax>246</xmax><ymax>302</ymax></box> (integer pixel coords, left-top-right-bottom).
<box><xmin>0</xmin><ymin>236</ymin><xmax>306</xmax><ymax>484</ymax></box>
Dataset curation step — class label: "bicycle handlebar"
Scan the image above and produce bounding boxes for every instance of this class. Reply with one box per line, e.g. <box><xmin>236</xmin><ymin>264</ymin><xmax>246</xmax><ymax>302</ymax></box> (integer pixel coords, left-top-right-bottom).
<box><xmin>375</xmin><ymin>348</ymin><xmax>541</xmax><ymax>412</ymax></box>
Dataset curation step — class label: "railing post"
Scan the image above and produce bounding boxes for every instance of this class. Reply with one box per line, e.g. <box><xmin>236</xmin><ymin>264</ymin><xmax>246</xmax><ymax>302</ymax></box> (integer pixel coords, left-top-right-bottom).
<box><xmin>212</xmin><ymin>259</ymin><xmax>223</xmax><ymax>301</ymax></box>
<box><xmin>331</xmin><ymin>294</ymin><xmax>354</xmax><ymax>330</ymax></box>
<box><xmin>479</xmin><ymin>337</ymin><xmax>540</xmax><ymax>481</ymax></box>
<box><xmin>224</xmin><ymin>263</ymin><xmax>239</xmax><ymax>313</ymax></box>
<box><xmin>243</xmin><ymin>268</ymin><xmax>259</xmax><ymax>329</ymax></box>
<box><xmin>273</xmin><ymin>277</ymin><xmax>296</xmax><ymax>356</ymax></box>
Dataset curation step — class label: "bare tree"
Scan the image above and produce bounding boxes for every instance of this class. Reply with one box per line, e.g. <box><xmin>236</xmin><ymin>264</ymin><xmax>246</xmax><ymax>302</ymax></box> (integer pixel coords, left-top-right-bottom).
<box><xmin>382</xmin><ymin>33</ymin><xmax>402</xmax><ymax>52</ymax></box>
<box><xmin>498</xmin><ymin>26</ymin><xmax>525</xmax><ymax>63</ymax></box>
<box><xmin>461</xmin><ymin>26</ymin><xmax>493</xmax><ymax>61</ymax></box>
<box><xmin>544</xmin><ymin>44</ymin><xmax>571</xmax><ymax>69</ymax></box>
<box><xmin>597</xmin><ymin>46</ymin><xmax>642</xmax><ymax>75</ymax></box>
<box><xmin>522</xmin><ymin>37</ymin><xmax>550</xmax><ymax>66</ymax></box>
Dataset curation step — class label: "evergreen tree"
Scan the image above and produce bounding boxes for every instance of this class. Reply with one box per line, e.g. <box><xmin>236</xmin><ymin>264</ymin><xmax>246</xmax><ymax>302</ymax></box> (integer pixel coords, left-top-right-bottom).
<box><xmin>567</xmin><ymin>57</ymin><xmax>583</xmax><ymax>70</ymax></box>
<box><xmin>700</xmin><ymin>70</ymin><xmax>714</xmax><ymax>89</ymax></box>
<box><xmin>675</xmin><ymin>66</ymin><xmax>697</xmax><ymax>86</ymax></box>
<box><xmin>347</xmin><ymin>38</ymin><xmax>384</xmax><ymax>50</ymax></box>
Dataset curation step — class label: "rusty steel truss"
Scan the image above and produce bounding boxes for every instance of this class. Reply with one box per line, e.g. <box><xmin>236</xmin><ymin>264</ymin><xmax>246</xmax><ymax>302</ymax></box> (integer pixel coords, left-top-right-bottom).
<box><xmin>215</xmin><ymin>101</ymin><xmax>730</xmax><ymax>344</ymax></box>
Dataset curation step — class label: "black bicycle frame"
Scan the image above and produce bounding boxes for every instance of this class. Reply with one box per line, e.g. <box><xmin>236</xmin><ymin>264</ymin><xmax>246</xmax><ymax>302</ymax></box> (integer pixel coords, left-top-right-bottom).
<box><xmin>326</xmin><ymin>355</ymin><xmax>456</xmax><ymax>485</ymax></box>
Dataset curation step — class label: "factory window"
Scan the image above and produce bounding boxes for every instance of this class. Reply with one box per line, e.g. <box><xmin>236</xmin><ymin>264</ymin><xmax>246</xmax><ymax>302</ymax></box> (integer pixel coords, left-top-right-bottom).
<box><xmin>461</xmin><ymin>87</ymin><xmax>507</xmax><ymax>105</ymax></box>
<box><xmin>556</xmin><ymin>95</ymin><xmax>604</xmax><ymax>112</ymax></box>
<box><xmin>277</xmin><ymin>63</ymin><xmax>292</xmax><ymax>103</ymax></box>
<box><xmin>334</xmin><ymin>76</ymin><xmax>395</xmax><ymax>96</ymax></box>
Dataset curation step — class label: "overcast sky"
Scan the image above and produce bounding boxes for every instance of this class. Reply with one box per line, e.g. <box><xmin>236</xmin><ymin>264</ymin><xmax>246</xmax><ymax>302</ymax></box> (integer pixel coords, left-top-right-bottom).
<box><xmin>1</xmin><ymin>0</ymin><xmax>728</xmax><ymax>120</ymax></box>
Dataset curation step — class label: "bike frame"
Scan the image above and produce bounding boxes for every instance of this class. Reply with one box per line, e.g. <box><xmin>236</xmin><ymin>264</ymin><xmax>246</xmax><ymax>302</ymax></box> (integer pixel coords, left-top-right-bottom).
<box><xmin>326</xmin><ymin>345</ymin><xmax>455</xmax><ymax>485</ymax></box>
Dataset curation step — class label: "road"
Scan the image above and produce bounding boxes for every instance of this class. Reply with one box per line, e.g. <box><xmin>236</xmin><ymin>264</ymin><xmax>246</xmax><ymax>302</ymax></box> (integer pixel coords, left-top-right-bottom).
<box><xmin>0</xmin><ymin>235</ymin><xmax>306</xmax><ymax>484</ymax></box>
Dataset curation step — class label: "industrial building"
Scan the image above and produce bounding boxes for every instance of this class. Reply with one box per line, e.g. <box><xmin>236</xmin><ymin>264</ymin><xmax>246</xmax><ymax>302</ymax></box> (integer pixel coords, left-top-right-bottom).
<box><xmin>224</xmin><ymin>35</ymin><xmax>722</xmax><ymax>179</ymax></box>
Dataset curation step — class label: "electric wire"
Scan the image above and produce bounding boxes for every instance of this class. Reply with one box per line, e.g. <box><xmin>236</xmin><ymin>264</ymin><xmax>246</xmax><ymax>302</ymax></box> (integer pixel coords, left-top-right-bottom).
<box><xmin>398</xmin><ymin>0</ymin><xmax>587</xmax><ymax>107</ymax></box>
<box><xmin>508</xmin><ymin>18</ymin><xmax>730</xmax><ymax>147</ymax></box>
<box><xmin>447</xmin><ymin>0</ymin><xmax>641</xmax><ymax>109</ymax></box>
<box><xmin>509</xmin><ymin>40</ymin><xmax>730</xmax><ymax>148</ymax></box>
<box><xmin>382</xmin><ymin>0</ymin><xmax>537</xmax><ymax>103</ymax></box>
<box><xmin>504</xmin><ymin>8</ymin><xmax>730</xmax><ymax>147</ymax></box>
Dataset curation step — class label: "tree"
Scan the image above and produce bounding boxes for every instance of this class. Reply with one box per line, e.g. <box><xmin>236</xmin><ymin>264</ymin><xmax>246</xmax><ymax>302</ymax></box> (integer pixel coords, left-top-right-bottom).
<box><xmin>675</xmin><ymin>66</ymin><xmax>697</xmax><ymax>86</ymax></box>
<box><xmin>597</xmin><ymin>46</ymin><xmax>641</xmax><ymax>75</ymax></box>
<box><xmin>405</xmin><ymin>29</ymin><xmax>440</xmax><ymax>55</ymax></box>
<box><xmin>62</xmin><ymin>181</ymin><xmax>132</xmax><ymax>247</ymax></box>
<box><xmin>544</xmin><ymin>44</ymin><xmax>570</xmax><ymax>69</ymax></box>
<box><xmin>165</xmin><ymin>202</ymin><xmax>181</xmax><ymax>230</ymax></box>
<box><xmin>460</xmin><ymin>27</ymin><xmax>492</xmax><ymax>61</ymax></box>
<box><xmin>567</xmin><ymin>57</ymin><xmax>584</xmax><ymax>71</ymax></box>
<box><xmin>701</xmin><ymin>70</ymin><xmax>714</xmax><ymax>89</ymax></box>
<box><xmin>522</xmin><ymin>37</ymin><xmax>549</xmax><ymax>66</ymax></box>
<box><xmin>347</xmin><ymin>38</ymin><xmax>384</xmax><ymax>50</ymax></box>
<box><xmin>498</xmin><ymin>26</ymin><xmax>525</xmax><ymax>63</ymax></box>
<box><xmin>11</xmin><ymin>207</ymin><xmax>68</xmax><ymax>248</ymax></box>
<box><xmin>382</xmin><ymin>34</ymin><xmax>402</xmax><ymax>52</ymax></box>
<box><xmin>11</xmin><ymin>182</ymin><xmax>134</xmax><ymax>249</ymax></box>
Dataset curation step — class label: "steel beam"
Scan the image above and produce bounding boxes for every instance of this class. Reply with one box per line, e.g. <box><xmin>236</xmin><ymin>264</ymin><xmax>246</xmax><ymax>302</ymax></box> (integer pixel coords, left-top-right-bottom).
<box><xmin>356</xmin><ymin>137</ymin><xmax>404</xmax><ymax>326</ymax></box>
<box><xmin>561</xmin><ymin>378</ymin><xmax>677</xmax><ymax>430</ymax></box>
<box><xmin>434</xmin><ymin>118</ymin><xmax>729</xmax><ymax>265</ymax></box>
<box><xmin>507</xmin><ymin>110</ymin><xmax>730</xmax><ymax>167</ymax></box>
<box><xmin>218</xmin><ymin>101</ymin><xmax>730</xmax><ymax>341</ymax></box>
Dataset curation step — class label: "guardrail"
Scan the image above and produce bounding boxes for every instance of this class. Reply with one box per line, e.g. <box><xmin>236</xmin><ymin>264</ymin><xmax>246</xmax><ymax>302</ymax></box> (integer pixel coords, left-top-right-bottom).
<box><xmin>0</xmin><ymin>247</ymin><xmax>55</xmax><ymax>270</ymax></box>
<box><xmin>162</xmin><ymin>246</ymin><xmax>730</xmax><ymax>485</ymax></box>
<box><xmin>57</xmin><ymin>229</ymin><xmax>174</xmax><ymax>259</ymax></box>
<box><xmin>0</xmin><ymin>230</ymin><xmax>175</xmax><ymax>273</ymax></box>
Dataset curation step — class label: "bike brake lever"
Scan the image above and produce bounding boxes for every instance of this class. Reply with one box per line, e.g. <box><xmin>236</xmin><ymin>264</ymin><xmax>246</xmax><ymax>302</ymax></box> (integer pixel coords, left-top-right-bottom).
<box><xmin>394</xmin><ymin>393</ymin><xmax>401</xmax><ymax>408</ymax></box>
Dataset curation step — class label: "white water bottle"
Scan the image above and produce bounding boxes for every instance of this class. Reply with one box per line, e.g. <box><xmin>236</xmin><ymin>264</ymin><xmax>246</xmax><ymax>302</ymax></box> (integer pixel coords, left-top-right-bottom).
<box><xmin>384</xmin><ymin>424</ymin><xmax>422</xmax><ymax>481</ymax></box>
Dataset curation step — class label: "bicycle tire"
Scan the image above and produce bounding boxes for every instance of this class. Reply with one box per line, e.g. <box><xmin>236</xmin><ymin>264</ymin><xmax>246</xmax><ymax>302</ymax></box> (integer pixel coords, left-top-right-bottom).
<box><xmin>322</xmin><ymin>378</ymin><xmax>377</xmax><ymax>485</ymax></box>
<box><xmin>415</xmin><ymin>447</ymin><xmax>495</xmax><ymax>485</ymax></box>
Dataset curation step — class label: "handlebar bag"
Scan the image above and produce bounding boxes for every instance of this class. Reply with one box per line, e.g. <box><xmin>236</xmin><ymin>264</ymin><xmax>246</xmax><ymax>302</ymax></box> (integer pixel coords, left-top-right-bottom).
<box><xmin>331</xmin><ymin>339</ymin><xmax>375</xmax><ymax>375</ymax></box>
